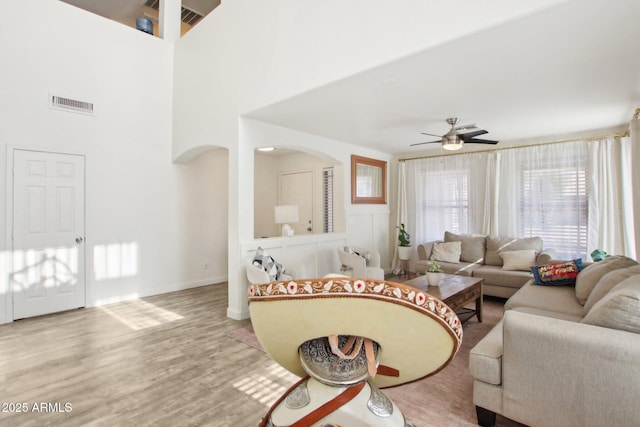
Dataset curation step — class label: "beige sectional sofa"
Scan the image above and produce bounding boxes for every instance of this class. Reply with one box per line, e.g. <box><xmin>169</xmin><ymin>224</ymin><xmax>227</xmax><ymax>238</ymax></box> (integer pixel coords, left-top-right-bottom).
<box><xmin>469</xmin><ymin>255</ymin><xmax>640</xmax><ymax>427</ymax></box>
<box><xmin>416</xmin><ymin>231</ymin><xmax>557</xmax><ymax>298</ymax></box>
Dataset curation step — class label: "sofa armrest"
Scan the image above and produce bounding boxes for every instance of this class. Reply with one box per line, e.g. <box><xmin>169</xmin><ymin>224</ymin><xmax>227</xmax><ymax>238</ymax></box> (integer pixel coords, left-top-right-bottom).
<box><xmin>353</xmin><ymin>246</ymin><xmax>380</xmax><ymax>268</ymax></box>
<box><xmin>417</xmin><ymin>240</ymin><xmax>443</xmax><ymax>261</ymax></box>
<box><xmin>502</xmin><ymin>310</ymin><xmax>640</xmax><ymax>426</ymax></box>
<box><xmin>535</xmin><ymin>248</ymin><xmax>557</xmax><ymax>264</ymax></box>
<box><xmin>337</xmin><ymin>249</ymin><xmax>367</xmax><ymax>276</ymax></box>
<box><xmin>283</xmin><ymin>262</ymin><xmax>306</xmax><ymax>280</ymax></box>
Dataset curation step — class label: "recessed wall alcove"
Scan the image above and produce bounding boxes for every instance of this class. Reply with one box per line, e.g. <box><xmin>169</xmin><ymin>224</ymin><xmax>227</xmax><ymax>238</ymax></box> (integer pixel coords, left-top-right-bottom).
<box><xmin>254</xmin><ymin>148</ymin><xmax>345</xmax><ymax>239</ymax></box>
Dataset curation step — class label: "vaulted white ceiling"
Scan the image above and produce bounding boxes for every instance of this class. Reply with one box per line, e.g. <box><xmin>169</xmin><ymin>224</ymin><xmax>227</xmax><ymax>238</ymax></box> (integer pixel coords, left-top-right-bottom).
<box><xmin>246</xmin><ymin>0</ymin><xmax>640</xmax><ymax>155</ymax></box>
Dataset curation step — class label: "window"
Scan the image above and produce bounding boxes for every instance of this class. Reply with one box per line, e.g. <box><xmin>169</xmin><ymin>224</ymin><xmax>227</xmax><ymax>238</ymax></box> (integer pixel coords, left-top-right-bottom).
<box><xmin>520</xmin><ymin>157</ymin><xmax>588</xmax><ymax>259</ymax></box>
<box><xmin>322</xmin><ymin>167</ymin><xmax>334</xmax><ymax>233</ymax></box>
<box><xmin>405</xmin><ymin>138</ymin><xmax>633</xmax><ymax>260</ymax></box>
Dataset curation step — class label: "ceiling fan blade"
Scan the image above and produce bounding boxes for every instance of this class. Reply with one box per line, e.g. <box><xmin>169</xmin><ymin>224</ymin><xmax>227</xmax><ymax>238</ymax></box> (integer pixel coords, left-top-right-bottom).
<box><xmin>420</xmin><ymin>132</ymin><xmax>442</xmax><ymax>138</ymax></box>
<box><xmin>460</xmin><ymin>130</ymin><xmax>488</xmax><ymax>139</ymax></box>
<box><xmin>454</xmin><ymin>124</ymin><xmax>477</xmax><ymax>132</ymax></box>
<box><xmin>410</xmin><ymin>140</ymin><xmax>441</xmax><ymax>146</ymax></box>
<box><xmin>465</xmin><ymin>138</ymin><xmax>499</xmax><ymax>144</ymax></box>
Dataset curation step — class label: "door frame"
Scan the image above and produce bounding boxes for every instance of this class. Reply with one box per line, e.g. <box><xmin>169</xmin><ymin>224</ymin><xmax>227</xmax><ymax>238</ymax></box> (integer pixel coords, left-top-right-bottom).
<box><xmin>4</xmin><ymin>146</ymin><xmax>87</xmax><ymax>323</ymax></box>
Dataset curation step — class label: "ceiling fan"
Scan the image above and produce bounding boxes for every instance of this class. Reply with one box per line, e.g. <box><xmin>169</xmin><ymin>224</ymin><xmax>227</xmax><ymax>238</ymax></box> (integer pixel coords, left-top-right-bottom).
<box><xmin>411</xmin><ymin>117</ymin><xmax>499</xmax><ymax>151</ymax></box>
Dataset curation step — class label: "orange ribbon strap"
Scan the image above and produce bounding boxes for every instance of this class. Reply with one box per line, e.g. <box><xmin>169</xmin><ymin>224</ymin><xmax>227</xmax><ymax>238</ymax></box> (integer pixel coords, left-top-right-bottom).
<box><xmin>328</xmin><ymin>335</ymin><xmax>399</xmax><ymax>379</ymax></box>
<box><xmin>290</xmin><ymin>381</ymin><xmax>365</xmax><ymax>427</ymax></box>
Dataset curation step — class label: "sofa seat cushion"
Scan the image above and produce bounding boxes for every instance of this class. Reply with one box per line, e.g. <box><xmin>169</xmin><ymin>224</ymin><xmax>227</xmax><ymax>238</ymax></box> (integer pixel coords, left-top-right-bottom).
<box><xmin>504</xmin><ymin>281</ymin><xmax>584</xmax><ymax>318</ymax></box>
<box><xmin>485</xmin><ymin>236</ymin><xmax>543</xmax><ymax>266</ymax></box>
<box><xmin>473</xmin><ymin>265</ymin><xmax>532</xmax><ymax>289</ymax></box>
<box><xmin>416</xmin><ymin>259</ymin><xmax>481</xmax><ymax>276</ymax></box>
<box><xmin>434</xmin><ymin>260</ymin><xmax>482</xmax><ymax>277</ymax></box>
<box><xmin>582</xmin><ymin>274</ymin><xmax>640</xmax><ymax>333</ymax></box>
<box><xmin>469</xmin><ymin>319</ymin><xmax>504</xmax><ymax>385</ymax></box>
<box><xmin>444</xmin><ymin>231</ymin><xmax>487</xmax><ymax>263</ymax></box>
<box><xmin>510</xmin><ymin>306</ymin><xmax>584</xmax><ymax>323</ymax></box>
<box><xmin>575</xmin><ymin>256</ymin><xmax>639</xmax><ymax>305</ymax></box>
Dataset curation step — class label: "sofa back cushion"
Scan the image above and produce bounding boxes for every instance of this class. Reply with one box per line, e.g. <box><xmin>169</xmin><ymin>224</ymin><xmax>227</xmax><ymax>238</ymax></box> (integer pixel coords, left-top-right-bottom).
<box><xmin>582</xmin><ymin>274</ymin><xmax>640</xmax><ymax>333</ymax></box>
<box><xmin>575</xmin><ymin>256</ymin><xmax>639</xmax><ymax>305</ymax></box>
<box><xmin>444</xmin><ymin>232</ymin><xmax>486</xmax><ymax>263</ymax></box>
<box><xmin>500</xmin><ymin>250</ymin><xmax>537</xmax><ymax>271</ymax></box>
<box><xmin>583</xmin><ymin>265</ymin><xmax>640</xmax><ymax>314</ymax></box>
<box><xmin>485</xmin><ymin>236</ymin><xmax>543</xmax><ymax>266</ymax></box>
<box><xmin>430</xmin><ymin>241</ymin><xmax>462</xmax><ymax>264</ymax></box>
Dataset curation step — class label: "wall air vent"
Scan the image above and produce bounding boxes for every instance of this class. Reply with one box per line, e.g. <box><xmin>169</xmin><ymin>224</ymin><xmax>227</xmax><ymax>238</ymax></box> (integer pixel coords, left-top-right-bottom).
<box><xmin>143</xmin><ymin>0</ymin><xmax>160</xmax><ymax>9</ymax></box>
<box><xmin>181</xmin><ymin>7</ymin><xmax>204</xmax><ymax>25</ymax></box>
<box><xmin>143</xmin><ymin>0</ymin><xmax>204</xmax><ymax>26</ymax></box>
<box><xmin>50</xmin><ymin>94</ymin><xmax>94</xmax><ymax>116</ymax></box>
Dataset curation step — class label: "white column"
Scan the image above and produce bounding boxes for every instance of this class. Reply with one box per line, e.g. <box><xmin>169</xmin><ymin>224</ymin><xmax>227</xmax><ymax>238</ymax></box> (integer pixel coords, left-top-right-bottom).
<box><xmin>227</xmin><ymin>121</ymin><xmax>254</xmax><ymax>320</ymax></box>
<box><xmin>160</xmin><ymin>0</ymin><xmax>181</xmax><ymax>42</ymax></box>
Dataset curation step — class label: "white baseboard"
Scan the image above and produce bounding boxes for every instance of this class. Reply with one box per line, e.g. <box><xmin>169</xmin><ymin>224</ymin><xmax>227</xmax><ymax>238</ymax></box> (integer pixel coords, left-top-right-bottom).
<box><xmin>227</xmin><ymin>306</ymin><xmax>250</xmax><ymax>320</ymax></box>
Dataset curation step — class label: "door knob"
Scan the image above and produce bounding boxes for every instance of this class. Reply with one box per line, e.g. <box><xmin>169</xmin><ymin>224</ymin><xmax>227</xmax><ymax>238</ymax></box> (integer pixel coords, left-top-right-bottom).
<box><xmin>75</xmin><ymin>237</ymin><xmax>84</xmax><ymax>244</ymax></box>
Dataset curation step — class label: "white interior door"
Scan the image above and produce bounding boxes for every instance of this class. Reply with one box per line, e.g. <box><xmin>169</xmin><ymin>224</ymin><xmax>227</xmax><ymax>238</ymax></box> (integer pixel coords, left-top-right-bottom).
<box><xmin>12</xmin><ymin>150</ymin><xmax>85</xmax><ymax>320</ymax></box>
<box><xmin>280</xmin><ymin>171</ymin><xmax>313</xmax><ymax>235</ymax></box>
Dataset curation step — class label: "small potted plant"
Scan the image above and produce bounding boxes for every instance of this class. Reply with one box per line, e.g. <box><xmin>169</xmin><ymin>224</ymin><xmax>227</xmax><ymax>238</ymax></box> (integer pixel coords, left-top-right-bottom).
<box><xmin>426</xmin><ymin>261</ymin><xmax>442</xmax><ymax>287</ymax></box>
<box><xmin>396</xmin><ymin>223</ymin><xmax>412</xmax><ymax>261</ymax></box>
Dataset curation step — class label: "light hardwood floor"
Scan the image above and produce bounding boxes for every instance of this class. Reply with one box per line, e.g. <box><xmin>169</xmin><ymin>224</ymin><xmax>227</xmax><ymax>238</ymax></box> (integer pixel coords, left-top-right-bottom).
<box><xmin>0</xmin><ymin>284</ymin><xmax>297</xmax><ymax>427</ymax></box>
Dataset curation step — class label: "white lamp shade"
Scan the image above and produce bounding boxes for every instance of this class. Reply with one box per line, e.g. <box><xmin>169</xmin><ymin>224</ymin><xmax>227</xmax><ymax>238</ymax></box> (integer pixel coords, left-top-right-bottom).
<box><xmin>274</xmin><ymin>205</ymin><xmax>299</xmax><ymax>224</ymax></box>
<box><xmin>442</xmin><ymin>135</ymin><xmax>463</xmax><ymax>151</ymax></box>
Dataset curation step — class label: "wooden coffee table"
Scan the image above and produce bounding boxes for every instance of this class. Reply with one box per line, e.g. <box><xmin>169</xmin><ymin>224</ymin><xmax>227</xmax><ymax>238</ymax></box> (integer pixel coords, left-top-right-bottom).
<box><xmin>404</xmin><ymin>273</ymin><xmax>483</xmax><ymax>323</ymax></box>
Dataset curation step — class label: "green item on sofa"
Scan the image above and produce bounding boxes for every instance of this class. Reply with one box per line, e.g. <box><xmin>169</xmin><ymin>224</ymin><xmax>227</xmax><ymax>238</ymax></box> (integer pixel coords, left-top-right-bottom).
<box><xmin>591</xmin><ymin>249</ymin><xmax>611</xmax><ymax>262</ymax></box>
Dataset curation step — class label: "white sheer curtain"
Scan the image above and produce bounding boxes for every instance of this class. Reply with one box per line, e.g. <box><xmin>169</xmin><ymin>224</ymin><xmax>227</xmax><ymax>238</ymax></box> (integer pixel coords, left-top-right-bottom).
<box><xmin>392</xmin><ymin>161</ymin><xmax>408</xmax><ymax>273</ymax></box>
<box><xmin>404</xmin><ymin>152</ymin><xmax>492</xmax><ymax>245</ymax></box>
<box><xmin>631</xmin><ymin>114</ymin><xmax>640</xmax><ymax>258</ymax></box>
<box><xmin>588</xmin><ymin>137</ymin><xmax>636</xmax><ymax>258</ymax></box>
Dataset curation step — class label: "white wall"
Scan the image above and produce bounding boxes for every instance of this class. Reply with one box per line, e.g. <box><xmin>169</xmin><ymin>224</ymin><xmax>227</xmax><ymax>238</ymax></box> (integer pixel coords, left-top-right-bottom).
<box><xmin>0</xmin><ymin>0</ymin><xmax>227</xmax><ymax>323</ymax></box>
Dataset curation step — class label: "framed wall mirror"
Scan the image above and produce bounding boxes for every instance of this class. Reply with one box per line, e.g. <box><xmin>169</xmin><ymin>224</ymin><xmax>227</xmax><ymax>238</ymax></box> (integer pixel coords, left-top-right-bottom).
<box><xmin>351</xmin><ymin>155</ymin><xmax>386</xmax><ymax>204</ymax></box>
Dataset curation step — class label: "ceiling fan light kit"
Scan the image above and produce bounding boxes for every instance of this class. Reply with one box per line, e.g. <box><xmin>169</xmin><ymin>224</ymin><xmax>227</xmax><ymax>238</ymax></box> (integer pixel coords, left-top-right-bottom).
<box><xmin>442</xmin><ymin>134</ymin><xmax>463</xmax><ymax>151</ymax></box>
<box><xmin>412</xmin><ymin>117</ymin><xmax>499</xmax><ymax>150</ymax></box>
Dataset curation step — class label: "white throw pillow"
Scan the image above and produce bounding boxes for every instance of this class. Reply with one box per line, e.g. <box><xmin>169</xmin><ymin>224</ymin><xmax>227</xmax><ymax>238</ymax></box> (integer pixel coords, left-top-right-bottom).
<box><xmin>430</xmin><ymin>241</ymin><xmax>462</xmax><ymax>264</ymax></box>
<box><xmin>500</xmin><ymin>249</ymin><xmax>537</xmax><ymax>271</ymax></box>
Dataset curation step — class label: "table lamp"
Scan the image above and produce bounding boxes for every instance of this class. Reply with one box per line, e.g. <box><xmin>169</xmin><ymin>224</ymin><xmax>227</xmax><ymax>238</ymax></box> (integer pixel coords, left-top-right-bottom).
<box><xmin>274</xmin><ymin>205</ymin><xmax>299</xmax><ymax>237</ymax></box>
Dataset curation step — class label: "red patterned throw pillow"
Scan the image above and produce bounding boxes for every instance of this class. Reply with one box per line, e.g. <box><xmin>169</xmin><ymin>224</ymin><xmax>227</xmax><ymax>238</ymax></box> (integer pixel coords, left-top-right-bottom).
<box><xmin>531</xmin><ymin>259</ymin><xmax>583</xmax><ymax>286</ymax></box>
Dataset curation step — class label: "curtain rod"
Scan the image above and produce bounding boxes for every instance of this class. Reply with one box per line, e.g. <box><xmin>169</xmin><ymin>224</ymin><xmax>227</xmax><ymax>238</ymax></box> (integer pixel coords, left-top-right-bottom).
<box><xmin>398</xmin><ymin>131</ymin><xmax>626</xmax><ymax>162</ymax></box>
